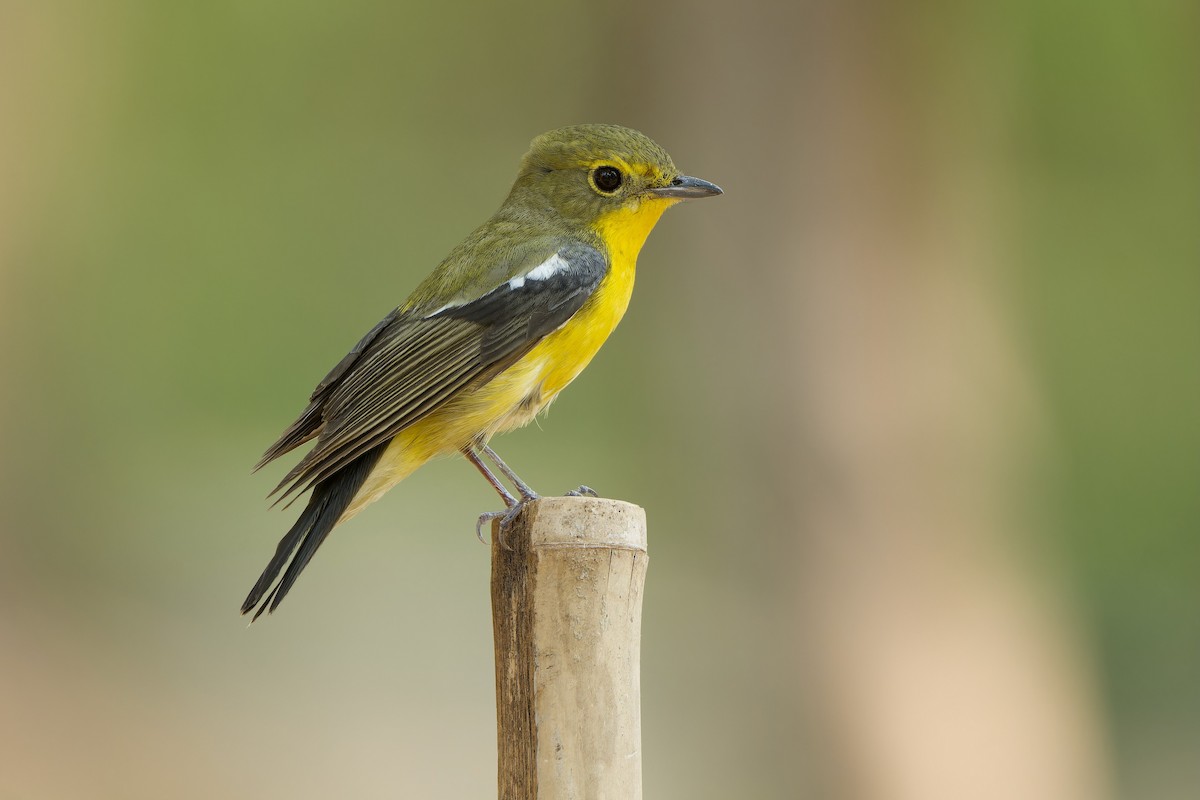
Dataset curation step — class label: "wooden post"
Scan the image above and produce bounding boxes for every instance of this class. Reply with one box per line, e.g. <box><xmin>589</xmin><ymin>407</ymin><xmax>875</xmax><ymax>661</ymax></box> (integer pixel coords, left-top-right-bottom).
<box><xmin>491</xmin><ymin>496</ymin><xmax>648</xmax><ymax>800</ymax></box>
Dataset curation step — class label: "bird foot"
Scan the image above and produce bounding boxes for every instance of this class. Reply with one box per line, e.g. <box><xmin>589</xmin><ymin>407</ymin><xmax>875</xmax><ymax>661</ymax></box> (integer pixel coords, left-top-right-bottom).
<box><xmin>474</xmin><ymin>486</ymin><xmax>597</xmax><ymax>546</ymax></box>
<box><xmin>476</xmin><ymin>492</ymin><xmax>540</xmax><ymax>547</ymax></box>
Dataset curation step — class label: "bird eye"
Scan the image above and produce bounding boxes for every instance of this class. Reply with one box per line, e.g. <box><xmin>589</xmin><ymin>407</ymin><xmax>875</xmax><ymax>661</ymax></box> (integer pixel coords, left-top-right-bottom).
<box><xmin>591</xmin><ymin>166</ymin><xmax>623</xmax><ymax>194</ymax></box>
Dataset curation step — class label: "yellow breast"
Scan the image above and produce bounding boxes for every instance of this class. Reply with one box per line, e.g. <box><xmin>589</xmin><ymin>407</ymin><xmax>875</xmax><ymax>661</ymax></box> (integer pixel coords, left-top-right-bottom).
<box><xmin>491</xmin><ymin>198</ymin><xmax>672</xmax><ymax>429</ymax></box>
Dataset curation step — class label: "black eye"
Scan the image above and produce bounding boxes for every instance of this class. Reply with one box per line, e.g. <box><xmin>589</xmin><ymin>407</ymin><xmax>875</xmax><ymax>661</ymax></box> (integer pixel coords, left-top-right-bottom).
<box><xmin>592</xmin><ymin>166</ymin><xmax>623</xmax><ymax>193</ymax></box>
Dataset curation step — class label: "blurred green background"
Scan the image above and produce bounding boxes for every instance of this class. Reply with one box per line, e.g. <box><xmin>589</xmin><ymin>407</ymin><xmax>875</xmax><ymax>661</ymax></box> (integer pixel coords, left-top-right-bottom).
<box><xmin>2</xmin><ymin>1</ymin><xmax>1196</xmax><ymax>798</ymax></box>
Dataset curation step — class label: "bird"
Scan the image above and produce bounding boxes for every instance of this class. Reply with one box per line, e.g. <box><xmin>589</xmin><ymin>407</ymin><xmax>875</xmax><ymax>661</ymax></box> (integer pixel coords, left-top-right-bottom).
<box><xmin>242</xmin><ymin>124</ymin><xmax>721</xmax><ymax>619</ymax></box>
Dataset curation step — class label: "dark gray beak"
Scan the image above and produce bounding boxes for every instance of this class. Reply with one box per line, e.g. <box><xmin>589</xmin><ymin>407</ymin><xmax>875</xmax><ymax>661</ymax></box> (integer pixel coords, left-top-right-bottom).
<box><xmin>650</xmin><ymin>175</ymin><xmax>723</xmax><ymax>199</ymax></box>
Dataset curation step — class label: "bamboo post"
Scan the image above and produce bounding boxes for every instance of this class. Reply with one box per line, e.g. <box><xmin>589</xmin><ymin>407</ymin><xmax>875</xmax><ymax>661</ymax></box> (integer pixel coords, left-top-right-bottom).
<box><xmin>491</xmin><ymin>496</ymin><xmax>648</xmax><ymax>800</ymax></box>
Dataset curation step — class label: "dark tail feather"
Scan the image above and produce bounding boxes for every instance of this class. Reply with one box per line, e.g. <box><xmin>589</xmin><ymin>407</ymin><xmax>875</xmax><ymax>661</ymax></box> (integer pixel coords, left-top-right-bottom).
<box><xmin>242</xmin><ymin>441</ymin><xmax>387</xmax><ymax>620</ymax></box>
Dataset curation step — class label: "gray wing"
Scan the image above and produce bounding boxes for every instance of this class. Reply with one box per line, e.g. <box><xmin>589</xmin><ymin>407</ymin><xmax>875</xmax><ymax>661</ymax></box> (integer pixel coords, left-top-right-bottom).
<box><xmin>259</xmin><ymin>241</ymin><xmax>607</xmax><ymax>502</ymax></box>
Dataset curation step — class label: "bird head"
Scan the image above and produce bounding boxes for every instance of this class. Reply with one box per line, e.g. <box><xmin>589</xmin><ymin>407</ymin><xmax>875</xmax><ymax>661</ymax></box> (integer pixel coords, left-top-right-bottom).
<box><xmin>508</xmin><ymin>124</ymin><xmax>722</xmax><ymax>228</ymax></box>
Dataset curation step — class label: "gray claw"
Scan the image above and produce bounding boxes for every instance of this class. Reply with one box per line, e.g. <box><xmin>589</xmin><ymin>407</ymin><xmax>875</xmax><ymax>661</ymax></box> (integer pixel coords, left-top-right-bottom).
<box><xmin>476</xmin><ymin>496</ymin><xmax>536</xmax><ymax>549</ymax></box>
<box><xmin>476</xmin><ymin>511</ymin><xmax>500</xmax><ymax>544</ymax></box>
<box><xmin>566</xmin><ymin>485</ymin><xmax>598</xmax><ymax>498</ymax></box>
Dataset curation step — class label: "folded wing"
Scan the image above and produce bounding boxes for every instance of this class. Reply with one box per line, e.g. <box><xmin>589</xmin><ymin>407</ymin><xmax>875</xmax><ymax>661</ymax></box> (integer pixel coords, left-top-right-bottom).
<box><xmin>259</xmin><ymin>241</ymin><xmax>608</xmax><ymax>503</ymax></box>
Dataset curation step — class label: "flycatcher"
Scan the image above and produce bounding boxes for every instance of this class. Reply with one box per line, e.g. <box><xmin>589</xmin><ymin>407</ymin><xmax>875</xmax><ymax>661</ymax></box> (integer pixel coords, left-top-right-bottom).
<box><xmin>243</xmin><ymin>124</ymin><xmax>721</xmax><ymax>618</ymax></box>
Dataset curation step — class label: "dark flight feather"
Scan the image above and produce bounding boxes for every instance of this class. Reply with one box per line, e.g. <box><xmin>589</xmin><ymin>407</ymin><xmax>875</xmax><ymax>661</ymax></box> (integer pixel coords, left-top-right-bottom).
<box><xmin>241</xmin><ymin>441</ymin><xmax>388</xmax><ymax>619</ymax></box>
<box><xmin>255</xmin><ymin>309</ymin><xmax>401</xmax><ymax>471</ymax></box>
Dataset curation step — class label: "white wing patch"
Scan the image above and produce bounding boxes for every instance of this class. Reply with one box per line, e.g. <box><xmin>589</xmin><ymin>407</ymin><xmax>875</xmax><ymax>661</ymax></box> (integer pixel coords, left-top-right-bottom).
<box><xmin>424</xmin><ymin>251</ymin><xmax>580</xmax><ymax>319</ymax></box>
<box><xmin>507</xmin><ymin>253</ymin><xmax>571</xmax><ymax>290</ymax></box>
<box><xmin>425</xmin><ymin>301</ymin><xmax>459</xmax><ymax>317</ymax></box>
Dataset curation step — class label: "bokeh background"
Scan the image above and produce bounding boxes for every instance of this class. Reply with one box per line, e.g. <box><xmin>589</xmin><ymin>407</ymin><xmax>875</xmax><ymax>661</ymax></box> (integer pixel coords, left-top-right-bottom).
<box><xmin>2</xmin><ymin>1</ymin><xmax>1196</xmax><ymax>798</ymax></box>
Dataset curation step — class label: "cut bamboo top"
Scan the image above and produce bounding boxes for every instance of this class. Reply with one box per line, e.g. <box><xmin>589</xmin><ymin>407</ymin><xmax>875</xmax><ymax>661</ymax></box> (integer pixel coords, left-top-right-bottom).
<box><xmin>522</xmin><ymin>496</ymin><xmax>647</xmax><ymax>551</ymax></box>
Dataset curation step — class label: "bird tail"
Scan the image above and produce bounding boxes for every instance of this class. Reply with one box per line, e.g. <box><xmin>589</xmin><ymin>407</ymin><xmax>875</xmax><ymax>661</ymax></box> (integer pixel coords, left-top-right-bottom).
<box><xmin>241</xmin><ymin>441</ymin><xmax>388</xmax><ymax>620</ymax></box>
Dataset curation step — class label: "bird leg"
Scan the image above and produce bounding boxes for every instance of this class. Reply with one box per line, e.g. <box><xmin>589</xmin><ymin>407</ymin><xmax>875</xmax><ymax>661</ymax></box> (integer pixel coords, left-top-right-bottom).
<box><xmin>479</xmin><ymin>443</ymin><xmax>599</xmax><ymax>500</ymax></box>
<box><xmin>462</xmin><ymin>446</ymin><xmax>517</xmax><ymax>504</ymax></box>
<box><xmin>465</xmin><ymin>445</ymin><xmax>600</xmax><ymax>545</ymax></box>
<box><xmin>479</xmin><ymin>444</ymin><xmax>540</xmax><ymax>501</ymax></box>
<box><xmin>471</xmin><ymin>445</ymin><xmax>542</xmax><ymax>548</ymax></box>
<box><xmin>462</xmin><ymin>447</ymin><xmax>524</xmax><ymax>544</ymax></box>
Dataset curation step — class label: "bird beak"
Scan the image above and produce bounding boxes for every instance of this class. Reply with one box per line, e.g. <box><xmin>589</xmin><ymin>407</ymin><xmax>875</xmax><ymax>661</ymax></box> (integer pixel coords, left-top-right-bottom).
<box><xmin>650</xmin><ymin>175</ymin><xmax>723</xmax><ymax>199</ymax></box>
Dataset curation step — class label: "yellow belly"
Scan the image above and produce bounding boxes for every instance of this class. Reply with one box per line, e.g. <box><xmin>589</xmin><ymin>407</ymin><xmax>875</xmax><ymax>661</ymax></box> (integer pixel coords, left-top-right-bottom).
<box><xmin>343</xmin><ymin>199</ymin><xmax>670</xmax><ymax>518</ymax></box>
